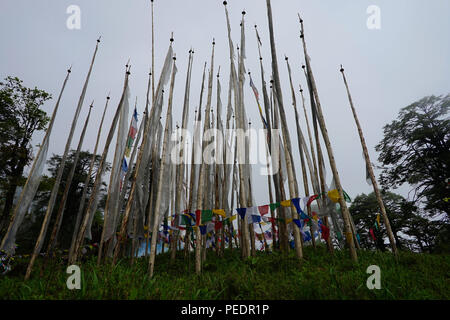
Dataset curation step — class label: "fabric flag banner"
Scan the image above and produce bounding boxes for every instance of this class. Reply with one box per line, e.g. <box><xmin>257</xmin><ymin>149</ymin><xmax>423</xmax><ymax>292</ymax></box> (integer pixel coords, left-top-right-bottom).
<box><xmin>249</xmin><ymin>75</ymin><xmax>268</xmax><ymax>129</ymax></box>
<box><xmin>303</xmin><ymin>231</ymin><xmax>312</xmax><ymax>242</ymax></box>
<box><xmin>343</xmin><ymin>190</ymin><xmax>352</xmax><ymax>203</ymax></box>
<box><xmin>264</xmin><ymin>230</ymin><xmax>273</xmax><ymax>240</ymax></box>
<box><xmin>212</xmin><ymin>209</ymin><xmax>226</xmax><ymax>218</ymax></box>
<box><xmin>252</xmin><ymin>215</ymin><xmax>262</xmax><ymax>223</ymax></box>
<box><xmin>215</xmin><ymin>221</ymin><xmax>223</xmax><ymax>231</ymax></box>
<box><xmin>125</xmin><ymin>107</ymin><xmax>138</xmax><ymax>157</ymax></box>
<box><xmin>291</xmin><ymin>198</ymin><xmax>306</xmax><ymax>216</ymax></box>
<box><xmin>258</xmin><ymin>205</ymin><xmax>269</xmax><ymax>216</ymax></box>
<box><xmin>249</xmin><ymin>76</ymin><xmax>259</xmax><ymax>101</ymax></box>
<box><xmin>369</xmin><ymin>228</ymin><xmax>376</xmax><ymax>241</ymax></box>
<box><xmin>300</xmin><ymin>212</ymin><xmax>309</xmax><ymax>221</ymax></box>
<box><xmin>206</xmin><ymin>221</ymin><xmax>215</xmax><ymax>234</ymax></box>
<box><xmin>230</xmin><ymin>214</ymin><xmax>237</xmax><ymax>222</ymax></box>
<box><xmin>201</xmin><ymin>210</ymin><xmax>213</xmax><ymax>224</ymax></box>
<box><xmin>269</xmin><ymin>202</ymin><xmax>281</xmax><ymax>211</ymax></box>
<box><xmin>376</xmin><ymin>213</ymin><xmax>381</xmax><ymax>227</ymax></box>
<box><xmin>246</xmin><ymin>207</ymin><xmax>258</xmax><ymax>224</ymax></box>
<box><xmin>302</xmin><ymin>196</ymin><xmax>310</xmax><ymax>209</ymax></box>
<box><xmin>119</xmin><ymin>158</ymin><xmax>128</xmax><ymax>191</ymax></box>
<box><xmin>200</xmin><ymin>225</ymin><xmax>207</xmax><ymax>235</ymax></box>
<box><xmin>236</xmin><ymin>208</ymin><xmax>247</xmax><ymax>220</ymax></box>
<box><xmin>195</xmin><ymin>210</ymin><xmax>201</xmax><ymax>226</ymax></box>
<box><xmin>281</xmin><ymin>200</ymin><xmax>292</xmax><ymax>207</ymax></box>
<box><xmin>327</xmin><ymin>189</ymin><xmax>340</xmax><ymax>203</ymax></box>
<box><xmin>307</xmin><ymin>195</ymin><xmax>319</xmax><ymax>207</ymax></box>
<box><xmin>293</xmin><ymin>219</ymin><xmax>302</xmax><ymax>229</ymax></box>
<box><xmin>321</xmin><ymin>224</ymin><xmax>330</xmax><ymax>241</ymax></box>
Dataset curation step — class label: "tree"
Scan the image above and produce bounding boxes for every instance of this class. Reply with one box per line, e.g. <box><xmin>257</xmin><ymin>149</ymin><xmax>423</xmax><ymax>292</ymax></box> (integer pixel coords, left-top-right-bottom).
<box><xmin>15</xmin><ymin>150</ymin><xmax>110</xmax><ymax>254</ymax></box>
<box><xmin>350</xmin><ymin>191</ymin><xmax>414</xmax><ymax>251</ymax></box>
<box><xmin>375</xmin><ymin>94</ymin><xmax>450</xmax><ymax>218</ymax></box>
<box><xmin>350</xmin><ymin>191</ymin><xmax>445</xmax><ymax>253</ymax></box>
<box><xmin>0</xmin><ymin>76</ymin><xmax>51</xmax><ymax>232</ymax></box>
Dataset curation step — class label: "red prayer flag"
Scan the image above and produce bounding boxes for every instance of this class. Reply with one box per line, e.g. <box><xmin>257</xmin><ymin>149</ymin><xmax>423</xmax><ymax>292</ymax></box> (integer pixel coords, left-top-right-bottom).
<box><xmin>215</xmin><ymin>221</ymin><xmax>223</xmax><ymax>231</ymax></box>
<box><xmin>369</xmin><ymin>228</ymin><xmax>376</xmax><ymax>241</ymax></box>
<box><xmin>258</xmin><ymin>205</ymin><xmax>270</xmax><ymax>216</ymax></box>
<box><xmin>195</xmin><ymin>210</ymin><xmax>201</xmax><ymax>226</ymax></box>
<box><xmin>307</xmin><ymin>195</ymin><xmax>319</xmax><ymax>207</ymax></box>
<box><xmin>321</xmin><ymin>224</ymin><xmax>330</xmax><ymax>241</ymax></box>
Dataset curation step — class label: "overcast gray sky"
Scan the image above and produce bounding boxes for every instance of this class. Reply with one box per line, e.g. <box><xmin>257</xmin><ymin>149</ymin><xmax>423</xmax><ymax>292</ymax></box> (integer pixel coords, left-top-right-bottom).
<box><xmin>1</xmin><ymin>0</ymin><xmax>449</xmax><ymax>207</ymax></box>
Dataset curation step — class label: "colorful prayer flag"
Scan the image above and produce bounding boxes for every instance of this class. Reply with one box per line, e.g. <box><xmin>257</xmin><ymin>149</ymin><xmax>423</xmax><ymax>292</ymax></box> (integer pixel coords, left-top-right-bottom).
<box><xmin>258</xmin><ymin>205</ymin><xmax>269</xmax><ymax>216</ymax></box>
<box><xmin>125</xmin><ymin>107</ymin><xmax>138</xmax><ymax>157</ymax></box>
<box><xmin>281</xmin><ymin>200</ymin><xmax>292</xmax><ymax>207</ymax></box>
<box><xmin>236</xmin><ymin>208</ymin><xmax>247</xmax><ymax>220</ymax></box>
<box><xmin>212</xmin><ymin>209</ymin><xmax>226</xmax><ymax>218</ymax></box>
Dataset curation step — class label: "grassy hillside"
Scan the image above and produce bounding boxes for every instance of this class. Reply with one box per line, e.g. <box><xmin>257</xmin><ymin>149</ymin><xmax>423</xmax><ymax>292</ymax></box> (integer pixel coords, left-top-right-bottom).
<box><xmin>1</xmin><ymin>246</ymin><xmax>449</xmax><ymax>299</ymax></box>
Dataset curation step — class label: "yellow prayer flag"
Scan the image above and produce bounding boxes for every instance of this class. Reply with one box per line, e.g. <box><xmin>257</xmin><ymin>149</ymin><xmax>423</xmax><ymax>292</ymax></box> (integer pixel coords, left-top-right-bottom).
<box><xmin>281</xmin><ymin>200</ymin><xmax>292</xmax><ymax>207</ymax></box>
<box><xmin>327</xmin><ymin>189</ymin><xmax>340</xmax><ymax>203</ymax></box>
<box><xmin>213</xmin><ymin>209</ymin><xmax>226</xmax><ymax>217</ymax></box>
<box><xmin>376</xmin><ymin>213</ymin><xmax>381</xmax><ymax>226</ymax></box>
<box><xmin>286</xmin><ymin>218</ymin><xmax>293</xmax><ymax>224</ymax></box>
<box><xmin>230</xmin><ymin>215</ymin><xmax>237</xmax><ymax>222</ymax></box>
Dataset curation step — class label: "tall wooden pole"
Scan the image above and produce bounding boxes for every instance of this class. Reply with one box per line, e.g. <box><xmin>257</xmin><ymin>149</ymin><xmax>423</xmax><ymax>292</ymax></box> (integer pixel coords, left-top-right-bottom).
<box><xmin>265</xmin><ymin>0</ymin><xmax>303</xmax><ymax>260</ymax></box>
<box><xmin>340</xmin><ymin>66</ymin><xmax>397</xmax><ymax>257</ymax></box>
<box><xmin>25</xmin><ymin>39</ymin><xmax>100</xmax><ymax>279</ymax></box>
<box><xmin>68</xmin><ymin>95</ymin><xmax>109</xmax><ymax>263</ymax></box>
<box><xmin>299</xmin><ymin>15</ymin><xmax>357</xmax><ymax>262</ymax></box>
<box><xmin>285</xmin><ymin>57</ymin><xmax>316</xmax><ymax>248</ymax></box>
<box><xmin>148</xmin><ymin>53</ymin><xmax>177</xmax><ymax>277</ymax></box>
<box><xmin>46</xmin><ymin>102</ymin><xmax>93</xmax><ymax>255</ymax></box>
<box><xmin>195</xmin><ymin>40</ymin><xmax>215</xmax><ymax>274</ymax></box>
<box><xmin>171</xmin><ymin>50</ymin><xmax>194</xmax><ymax>261</ymax></box>
<box><xmin>71</xmin><ymin>68</ymin><xmax>129</xmax><ymax>264</ymax></box>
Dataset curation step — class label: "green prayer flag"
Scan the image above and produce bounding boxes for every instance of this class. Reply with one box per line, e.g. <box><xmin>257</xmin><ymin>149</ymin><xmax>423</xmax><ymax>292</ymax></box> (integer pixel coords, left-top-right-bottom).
<box><xmin>201</xmin><ymin>210</ymin><xmax>213</xmax><ymax>223</ymax></box>
<box><xmin>343</xmin><ymin>190</ymin><xmax>352</xmax><ymax>202</ymax></box>
<box><xmin>269</xmin><ymin>202</ymin><xmax>281</xmax><ymax>211</ymax></box>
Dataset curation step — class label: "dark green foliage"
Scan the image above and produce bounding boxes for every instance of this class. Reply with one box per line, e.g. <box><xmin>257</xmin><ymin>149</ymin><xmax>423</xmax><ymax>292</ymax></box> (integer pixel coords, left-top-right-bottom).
<box><xmin>350</xmin><ymin>191</ymin><xmax>448</xmax><ymax>253</ymax></box>
<box><xmin>14</xmin><ymin>150</ymin><xmax>110</xmax><ymax>254</ymax></box>
<box><xmin>375</xmin><ymin>94</ymin><xmax>450</xmax><ymax>218</ymax></box>
<box><xmin>1</xmin><ymin>247</ymin><xmax>449</xmax><ymax>299</ymax></box>
<box><xmin>0</xmin><ymin>76</ymin><xmax>51</xmax><ymax>232</ymax></box>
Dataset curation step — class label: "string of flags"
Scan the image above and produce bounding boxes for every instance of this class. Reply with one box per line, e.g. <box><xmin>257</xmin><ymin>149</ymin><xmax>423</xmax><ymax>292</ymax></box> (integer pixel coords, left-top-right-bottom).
<box><xmin>369</xmin><ymin>213</ymin><xmax>382</xmax><ymax>241</ymax></box>
<box><xmin>140</xmin><ymin>189</ymin><xmax>353</xmax><ymax>243</ymax></box>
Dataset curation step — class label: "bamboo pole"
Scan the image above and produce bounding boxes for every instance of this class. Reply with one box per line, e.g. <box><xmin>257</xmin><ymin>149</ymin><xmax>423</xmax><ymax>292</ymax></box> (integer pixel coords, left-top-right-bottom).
<box><xmin>68</xmin><ymin>94</ymin><xmax>109</xmax><ymax>263</ymax></box>
<box><xmin>223</xmin><ymin>2</ymin><xmax>250</xmax><ymax>259</ymax></box>
<box><xmin>148</xmin><ymin>54</ymin><xmax>177</xmax><ymax>277</ymax></box>
<box><xmin>45</xmin><ymin>102</ymin><xmax>93</xmax><ymax>256</ymax></box>
<box><xmin>71</xmin><ymin>68</ymin><xmax>129</xmax><ymax>264</ymax></box>
<box><xmin>151</xmin><ymin>0</ymin><xmax>155</xmax><ymax>102</ymax></box>
<box><xmin>301</xmin><ymin>65</ymin><xmax>334</xmax><ymax>251</ymax></box>
<box><xmin>171</xmin><ymin>50</ymin><xmax>194</xmax><ymax>261</ymax></box>
<box><xmin>25</xmin><ymin>40</ymin><xmax>100</xmax><ymax>280</ymax></box>
<box><xmin>98</xmin><ymin>64</ymin><xmax>131</xmax><ymax>265</ymax></box>
<box><xmin>299</xmin><ymin>15</ymin><xmax>357</xmax><ymax>262</ymax></box>
<box><xmin>195</xmin><ymin>40</ymin><xmax>216</xmax><ymax>274</ymax></box>
<box><xmin>340</xmin><ymin>66</ymin><xmax>397</xmax><ymax>257</ymax></box>
<box><xmin>285</xmin><ymin>57</ymin><xmax>316</xmax><ymax>249</ymax></box>
<box><xmin>116</xmin><ymin>39</ymin><xmax>174</xmax><ymax>264</ymax></box>
<box><xmin>265</xmin><ymin>0</ymin><xmax>303</xmax><ymax>260</ymax></box>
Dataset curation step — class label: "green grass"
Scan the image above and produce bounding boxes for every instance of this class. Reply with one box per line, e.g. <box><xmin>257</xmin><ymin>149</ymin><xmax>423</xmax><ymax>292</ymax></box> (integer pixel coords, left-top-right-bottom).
<box><xmin>1</xmin><ymin>246</ymin><xmax>449</xmax><ymax>299</ymax></box>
